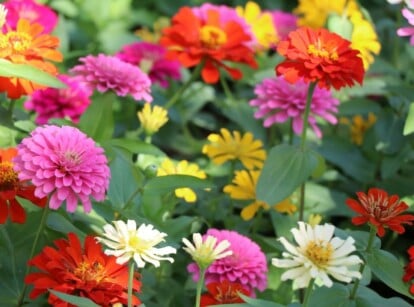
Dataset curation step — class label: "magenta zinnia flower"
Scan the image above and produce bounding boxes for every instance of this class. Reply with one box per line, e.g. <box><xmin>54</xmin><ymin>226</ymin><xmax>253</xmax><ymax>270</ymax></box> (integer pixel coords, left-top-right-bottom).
<box><xmin>249</xmin><ymin>76</ymin><xmax>339</xmax><ymax>138</ymax></box>
<box><xmin>397</xmin><ymin>8</ymin><xmax>414</xmax><ymax>45</ymax></box>
<box><xmin>70</xmin><ymin>54</ymin><xmax>153</xmax><ymax>102</ymax></box>
<box><xmin>187</xmin><ymin>229</ymin><xmax>268</xmax><ymax>293</ymax></box>
<box><xmin>24</xmin><ymin>75</ymin><xmax>92</xmax><ymax>124</ymax></box>
<box><xmin>116</xmin><ymin>42</ymin><xmax>181</xmax><ymax>88</ymax></box>
<box><xmin>13</xmin><ymin>125</ymin><xmax>110</xmax><ymax>213</ymax></box>
<box><xmin>269</xmin><ymin>10</ymin><xmax>298</xmax><ymax>41</ymax></box>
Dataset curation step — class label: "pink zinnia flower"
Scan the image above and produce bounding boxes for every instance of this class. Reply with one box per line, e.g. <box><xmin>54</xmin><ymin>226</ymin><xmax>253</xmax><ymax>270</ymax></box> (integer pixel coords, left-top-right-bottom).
<box><xmin>70</xmin><ymin>54</ymin><xmax>153</xmax><ymax>102</ymax></box>
<box><xmin>397</xmin><ymin>8</ymin><xmax>414</xmax><ymax>45</ymax></box>
<box><xmin>249</xmin><ymin>76</ymin><xmax>339</xmax><ymax>138</ymax></box>
<box><xmin>116</xmin><ymin>42</ymin><xmax>181</xmax><ymax>88</ymax></box>
<box><xmin>13</xmin><ymin>125</ymin><xmax>110</xmax><ymax>213</ymax></box>
<box><xmin>3</xmin><ymin>0</ymin><xmax>58</xmax><ymax>34</ymax></box>
<box><xmin>24</xmin><ymin>75</ymin><xmax>92</xmax><ymax>124</ymax></box>
<box><xmin>187</xmin><ymin>229</ymin><xmax>268</xmax><ymax>293</ymax></box>
<box><xmin>269</xmin><ymin>10</ymin><xmax>298</xmax><ymax>41</ymax></box>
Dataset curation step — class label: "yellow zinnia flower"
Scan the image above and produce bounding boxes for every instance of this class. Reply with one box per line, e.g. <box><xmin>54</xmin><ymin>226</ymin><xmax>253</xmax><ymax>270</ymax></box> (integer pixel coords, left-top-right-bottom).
<box><xmin>157</xmin><ymin>159</ymin><xmax>207</xmax><ymax>203</ymax></box>
<box><xmin>340</xmin><ymin>113</ymin><xmax>377</xmax><ymax>145</ymax></box>
<box><xmin>224</xmin><ymin>169</ymin><xmax>296</xmax><ymax>220</ymax></box>
<box><xmin>137</xmin><ymin>103</ymin><xmax>168</xmax><ymax>136</ymax></box>
<box><xmin>202</xmin><ymin>128</ymin><xmax>266</xmax><ymax>170</ymax></box>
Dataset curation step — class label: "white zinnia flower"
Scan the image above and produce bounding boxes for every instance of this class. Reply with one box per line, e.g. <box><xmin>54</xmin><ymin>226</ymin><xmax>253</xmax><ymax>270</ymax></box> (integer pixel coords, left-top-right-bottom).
<box><xmin>97</xmin><ymin>220</ymin><xmax>177</xmax><ymax>268</ymax></box>
<box><xmin>0</xmin><ymin>5</ymin><xmax>7</xmax><ymax>28</ymax></box>
<box><xmin>182</xmin><ymin>233</ymin><xmax>232</xmax><ymax>269</ymax></box>
<box><xmin>272</xmin><ymin>222</ymin><xmax>363</xmax><ymax>289</ymax></box>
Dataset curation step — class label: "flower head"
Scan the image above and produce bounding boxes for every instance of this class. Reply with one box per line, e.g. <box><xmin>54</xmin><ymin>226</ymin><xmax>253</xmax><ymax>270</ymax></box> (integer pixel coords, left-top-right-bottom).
<box><xmin>202</xmin><ymin>128</ymin><xmax>266</xmax><ymax>170</ymax></box>
<box><xmin>403</xmin><ymin>245</ymin><xmax>414</xmax><ymax>295</ymax></box>
<box><xmin>0</xmin><ymin>147</ymin><xmax>46</xmax><ymax>224</ymax></box>
<box><xmin>250</xmin><ymin>76</ymin><xmax>339</xmax><ymax>138</ymax></box>
<box><xmin>272</xmin><ymin>222</ymin><xmax>363</xmax><ymax>289</ymax></box>
<box><xmin>70</xmin><ymin>54</ymin><xmax>152</xmax><ymax>102</ymax></box>
<box><xmin>97</xmin><ymin>220</ymin><xmax>177</xmax><ymax>268</ymax></box>
<box><xmin>397</xmin><ymin>8</ymin><xmax>414</xmax><ymax>46</ymax></box>
<box><xmin>25</xmin><ymin>233</ymin><xmax>141</xmax><ymax>307</ymax></box>
<box><xmin>156</xmin><ymin>159</ymin><xmax>207</xmax><ymax>203</ymax></box>
<box><xmin>13</xmin><ymin>125</ymin><xmax>110</xmax><ymax>213</ymax></box>
<box><xmin>24</xmin><ymin>74</ymin><xmax>92</xmax><ymax>124</ymax></box>
<box><xmin>116</xmin><ymin>42</ymin><xmax>181</xmax><ymax>88</ymax></box>
<box><xmin>346</xmin><ymin>188</ymin><xmax>414</xmax><ymax>237</ymax></box>
<box><xmin>276</xmin><ymin>27</ymin><xmax>365</xmax><ymax>90</ymax></box>
<box><xmin>137</xmin><ymin>103</ymin><xmax>168</xmax><ymax>136</ymax></box>
<box><xmin>183</xmin><ymin>233</ymin><xmax>232</xmax><ymax>270</ymax></box>
<box><xmin>188</xmin><ymin>229</ymin><xmax>268</xmax><ymax>292</ymax></box>
<box><xmin>200</xmin><ymin>280</ymin><xmax>250</xmax><ymax>306</ymax></box>
<box><xmin>340</xmin><ymin>113</ymin><xmax>376</xmax><ymax>145</ymax></box>
<box><xmin>160</xmin><ymin>6</ymin><xmax>257</xmax><ymax>83</ymax></box>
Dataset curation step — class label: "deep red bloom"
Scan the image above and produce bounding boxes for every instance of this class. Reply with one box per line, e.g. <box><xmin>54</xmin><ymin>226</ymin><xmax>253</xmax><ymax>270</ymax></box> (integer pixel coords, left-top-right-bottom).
<box><xmin>160</xmin><ymin>6</ymin><xmax>257</xmax><ymax>84</ymax></box>
<box><xmin>403</xmin><ymin>245</ymin><xmax>414</xmax><ymax>295</ymax></box>
<box><xmin>25</xmin><ymin>233</ymin><xmax>141</xmax><ymax>307</ymax></box>
<box><xmin>0</xmin><ymin>148</ymin><xmax>46</xmax><ymax>224</ymax></box>
<box><xmin>346</xmin><ymin>188</ymin><xmax>414</xmax><ymax>237</ymax></box>
<box><xmin>276</xmin><ymin>27</ymin><xmax>364</xmax><ymax>90</ymax></box>
<box><xmin>200</xmin><ymin>280</ymin><xmax>250</xmax><ymax>306</ymax></box>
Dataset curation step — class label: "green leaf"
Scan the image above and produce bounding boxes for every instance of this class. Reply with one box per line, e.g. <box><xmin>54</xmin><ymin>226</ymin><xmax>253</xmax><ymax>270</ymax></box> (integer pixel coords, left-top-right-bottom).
<box><xmin>354</xmin><ymin>285</ymin><xmax>412</xmax><ymax>307</ymax></box>
<box><xmin>308</xmin><ymin>283</ymin><xmax>353</xmax><ymax>307</ymax></box>
<box><xmin>0</xmin><ymin>59</ymin><xmax>65</xmax><ymax>88</ymax></box>
<box><xmin>142</xmin><ymin>175</ymin><xmax>214</xmax><ymax>196</ymax></box>
<box><xmin>47</xmin><ymin>212</ymin><xmax>87</xmax><ymax>238</ymax></box>
<box><xmin>49</xmin><ymin>290</ymin><xmax>100</xmax><ymax>307</ymax></box>
<box><xmin>403</xmin><ymin>102</ymin><xmax>414</xmax><ymax>135</ymax></box>
<box><xmin>104</xmin><ymin>138</ymin><xmax>165</xmax><ymax>157</ymax></box>
<box><xmin>256</xmin><ymin>144</ymin><xmax>319</xmax><ymax>205</ymax></box>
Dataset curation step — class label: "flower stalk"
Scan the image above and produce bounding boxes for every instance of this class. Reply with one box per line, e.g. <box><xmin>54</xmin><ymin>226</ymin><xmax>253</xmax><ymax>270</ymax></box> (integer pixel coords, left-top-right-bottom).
<box><xmin>302</xmin><ymin>278</ymin><xmax>315</xmax><ymax>307</ymax></box>
<box><xmin>195</xmin><ymin>268</ymin><xmax>206</xmax><ymax>307</ymax></box>
<box><xmin>128</xmin><ymin>261</ymin><xmax>135</xmax><ymax>307</ymax></box>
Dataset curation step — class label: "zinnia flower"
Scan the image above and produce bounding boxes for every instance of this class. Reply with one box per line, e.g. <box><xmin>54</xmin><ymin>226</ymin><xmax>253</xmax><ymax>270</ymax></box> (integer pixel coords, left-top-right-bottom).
<box><xmin>24</xmin><ymin>74</ymin><xmax>92</xmax><ymax>124</ymax></box>
<box><xmin>116</xmin><ymin>41</ymin><xmax>181</xmax><ymax>88</ymax></box>
<box><xmin>340</xmin><ymin>113</ymin><xmax>376</xmax><ymax>145</ymax></box>
<box><xmin>25</xmin><ymin>233</ymin><xmax>141</xmax><ymax>307</ymax></box>
<box><xmin>97</xmin><ymin>220</ymin><xmax>177</xmax><ymax>268</ymax></box>
<box><xmin>403</xmin><ymin>245</ymin><xmax>414</xmax><ymax>295</ymax></box>
<box><xmin>346</xmin><ymin>188</ymin><xmax>414</xmax><ymax>237</ymax></box>
<box><xmin>70</xmin><ymin>54</ymin><xmax>153</xmax><ymax>102</ymax></box>
<box><xmin>188</xmin><ymin>228</ymin><xmax>268</xmax><ymax>292</ymax></box>
<box><xmin>156</xmin><ymin>159</ymin><xmax>207</xmax><ymax>203</ymax></box>
<box><xmin>272</xmin><ymin>222</ymin><xmax>363</xmax><ymax>289</ymax></box>
<box><xmin>0</xmin><ymin>147</ymin><xmax>46</xmax><ymax>224</ymax></box>
<box><xmin>202</xmin><ymin>128</ymin><xmax>266</xmax><ymax>170</ymax></box>
<box><xmin>160</xmin><ymin>6</ymin><xmax>257</xmax><ymax>84</ymax></box>
<box><xmin>397</xmin><ymin>8</ymin><xmax>414</xmax><ymax>45</ymax></box>
<box><xmin>250</xmin><ymin>76</ymin><xmax>339</xmax><ymax>138</ymax></box>
<box><xmin>13</xmin><ymin>125</ymin><xmax>110</xmax><ymax>213</ymax></box>
<box><xmin>182</xmin><ymin>233</ymin><xmax>233</xmax><ymax>269</ymax></box>
<box><xmin>137</xmin><ymin>103</ymin><xmax>168</xmax><ymax>136</ymax></box>
<box><xmin>224</xmin><ymin>169</ymin><xmax>297</xmax><ymax>220</ymax></box>
<box><xmin>200</xmin><ymin>280</ymin><xmax>250</xmax><ymax>306</ymax></box>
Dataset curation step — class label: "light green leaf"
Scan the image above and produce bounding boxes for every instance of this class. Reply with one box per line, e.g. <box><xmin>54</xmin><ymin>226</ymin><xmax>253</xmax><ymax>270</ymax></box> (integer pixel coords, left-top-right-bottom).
<box><xmin>142</xmin><ymin>175</ymin><xmax>214</xmax><ymax>196</ymax></box>
<box><xmin>403</xmin><ymin>102</ymin><xmax>414</xmax><ymax>135</ymax></box>
<box><xmin>49</xmin><ymin>290</ymin><xmax>100</xmax><ymax>307</ymax></box>
<box><xmin>104</xmin><ymin>138</ymin><xmax>165</xmax><ymax>157</ymax></box>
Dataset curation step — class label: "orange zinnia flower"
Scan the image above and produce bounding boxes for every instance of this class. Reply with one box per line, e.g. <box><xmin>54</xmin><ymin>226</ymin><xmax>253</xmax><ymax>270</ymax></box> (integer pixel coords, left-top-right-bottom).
<box><xmin>200</xmin><ymin>280</ymin><xmax>250</xmax><ymax>307</ymax></box>
<box><xmin>276</xmin><ymin>27</ymin><xmax>364</xmax><ymax>90</ymax></box>
<box><xmin>0</xmin><ymin>148</ymin><xmax>46</xmax><ymax>224</ymax></box>
<box><xmin>0</xmin><ymin>18</ymin><xmax>62</xmax><ymax>98</ymax></box>
<box><xmin>346</xmin><ymin>188</ymin><xmax>414</xmax><ymax>237</ymax></box>
<box><xmin>25</xmin><ymin>233</ymin><xmax>141</xmax><ymax>307</ymax></box>
<box><xmin>160</xmin><ymin>6</ymin><xmax>257</xmax><ymax>83</ymax></box>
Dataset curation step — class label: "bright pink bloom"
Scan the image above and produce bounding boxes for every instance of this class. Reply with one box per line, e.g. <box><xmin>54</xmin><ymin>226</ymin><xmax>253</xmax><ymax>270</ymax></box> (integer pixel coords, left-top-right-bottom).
<box><xmin>70</xmin><ymin>54</ymin><xmax>153</xmax><ymax>102</ymax></box>
<box><xmin>24</xmin><ymin>75</ymin><xmax>92</xmax><ymax>124</ymax></box>
<box><xmin>116</xmin><ymin>42</ymin><xmax>181</xmax><ymax>88</ymax></box>
<box><xmin>249</xmin><ymin>76</ymin><xmax>339</xmax><ymax>138</ymax></box>
<box><xmin>397</xmin><ymin>8</ymin><xmax>414</xmax><ymax>45</ymax></box>
<box><xmin>13</xmin><ymin>125</ymin><xmax>110</xmax><ymax>213</ymax></box>
<box><xmin>188</xmin><ymin>229</ymin><xmax>267</xmax><ymax>293</ymax></box>
<box><xmin>3</xmin><ymin>0</ymin><xmax>58</xmax><ymax>34</ymax></box>
<box><xmin>269</xmin><ymin>10</ymin><xmax>298</xmax><ymax>41</ymax></box>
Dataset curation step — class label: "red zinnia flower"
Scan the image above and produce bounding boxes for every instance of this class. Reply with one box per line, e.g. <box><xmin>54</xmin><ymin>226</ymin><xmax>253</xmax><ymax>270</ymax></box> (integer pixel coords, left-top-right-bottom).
<box><xmin>346</xmin><ymin>188</ymin><xmax>414</xmax><ymax>237</ymax></box>
<box><xmin>403</xmin><ymin>245</ymin><xmax>414</xmax><ymax>295</ymax></box>
<box><xmin>160</xmin><ymin>6</ymin><xmax>257</xmax><ymax>84</ymax></box>
<box><xmin>25</xmin><ymin>233</ymin><xmax>141</xmax><ymax>307</ymax></box>
<box><xmin>200</xmin><ymin>280</ymin><xmax>250</xmax><ymax>307</ymax></box>
<box><xmin>0</xmin><ymin>147</ymin><xmax>46</xmax><ymax>224</ymax></box>
<box><xmin>276</xmin><ymin>26</ymin><xmax>364</xmax><ymax>90</ymax></box>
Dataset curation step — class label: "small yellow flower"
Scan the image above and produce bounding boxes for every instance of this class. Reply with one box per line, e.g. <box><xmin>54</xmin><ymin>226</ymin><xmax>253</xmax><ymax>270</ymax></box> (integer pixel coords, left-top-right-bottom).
<box><xmin>202</xmin><ymin>128</ymin><xmax>266</xmax><ymax>170</ymax></box>
<box><xmin>157</xmin><ymin>159</ymin><xmax>207</xmax><ymax>203</ymax></box>
<box><xmin>137</xmin><ymin>103</ymin><xmax>168</xmax><ymax>136</ymax></box>
<box><xmin>274</xmin><ymin>198</ymin><xmax>297</xmax><ymax>215</ymax></box>
<box><xmin>340</xmin><ymin>113</ymin><xmax>377</xmax><ymax>145</ymax></box>
<box><xmin>308</xmin><ymin>213</ymin><xmax>323</xmax><ymax>226</ymax></box>
<box><xmin>135</xmin><ymin>17</ymin><xmax>170</xmax><ymax>43</ymax></box>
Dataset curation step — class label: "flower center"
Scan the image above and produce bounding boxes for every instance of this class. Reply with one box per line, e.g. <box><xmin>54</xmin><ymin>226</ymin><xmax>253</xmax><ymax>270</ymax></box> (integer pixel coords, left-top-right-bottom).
<box><xmin>199</xmin><ymin>25</ymin><xmax>227</xmax><ymax>48</ymax></box>
<box><xmin>305</xmin><ymin>240</ymin><xmax>333</xmax><ymax>268</ymax></box>
<box><xmin>0</xmin><ymin>162</ymin><xmax>19</xmax><ymax>191</ymax></box>
<box><xmin>307</xmin><ymin>43</ymin><xmax>338</xmax><ymax>61</ymax></box>
<box><xmin>73</xmin><ymin>261</ymin><xmax>107</xmax><ymax>283</ymax></box>
<box><xmin>129</xmin><ymin>235</ymin><xmax>151</xmax><ymax>253</ymax></box>
<box><xmin>215</xmin><ymin>285</ymin><xmax>241</xmax><ymax>303</ymax></box>
<box><xmin>7</xmin><ymin>31</ymin><xmax>32</xmax><ymax>53</ymax></box>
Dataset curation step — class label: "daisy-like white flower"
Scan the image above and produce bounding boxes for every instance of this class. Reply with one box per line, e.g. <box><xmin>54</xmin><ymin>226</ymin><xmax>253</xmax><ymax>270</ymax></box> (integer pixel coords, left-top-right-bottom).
<box><xmin>97</xmin><ymin>220</ymin><xmax>177</xmax><ymax>268</ymax></box>
<box><xmin>272</xmin><ymin>222</ymin><xmax>362</xmax><ymax>289</ymax></box>
<box><xmin>182</xmin><ymin>233</ymin><xmax>233</xmax><ymax>269</ymax></box>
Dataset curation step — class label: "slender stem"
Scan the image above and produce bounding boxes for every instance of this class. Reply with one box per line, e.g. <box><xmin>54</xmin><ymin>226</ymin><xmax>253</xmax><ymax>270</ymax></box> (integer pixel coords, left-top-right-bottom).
<box><xmin>195</xmin><ymin>268</ymin><xmax>206</xmax><ymax>307</ymax></box>
<box><xmin>302</xmin><ymin>278</ymin><xmax>315</xmax><ymax>307</ymax></box>
<box><xmin>17</xmin><ymin>206</ymin><xmax>49</xmax><ymax>306</ymax></box>
<box><xmin>288</xmin><ymin>118</ymin><xmax>294</xmax><ymax>145</ymax></box>
<box><xmin>220</xmin><ymin>76</ymin><xmax>235</xmax><ymax>103</ymax></box>
<box><xmin>128</xmin><ymin>261</ymin><xmax>135</xmax><ymax>307</ymax></box>
<box><xmin>298</xmin><ymin>183</ymin><xmax>306</xmax><ymax>221</ymax></box>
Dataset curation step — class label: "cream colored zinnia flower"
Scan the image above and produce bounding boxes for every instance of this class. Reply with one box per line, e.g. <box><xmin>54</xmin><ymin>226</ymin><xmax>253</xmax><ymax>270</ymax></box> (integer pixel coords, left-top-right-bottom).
<box><xmin>97</xmin><ymin>220</ymin><xmax>177</xmax><ymax>268</ymax></box>
<box><xmin>272</xmin><ymin>222</ymin><xmax>362</xmax><ymax>289</ymax></box>
<box><xmin>138</xmin><ymin>103</ymin><xmax>168</xmax><ymax>136</ymax></box>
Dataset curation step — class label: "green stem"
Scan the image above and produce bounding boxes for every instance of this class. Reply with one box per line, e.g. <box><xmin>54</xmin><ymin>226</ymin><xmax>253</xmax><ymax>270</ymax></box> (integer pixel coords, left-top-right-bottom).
<box><xmin>17</xmin><ymin>206</ymin><xmax>49</xmax><ymax>306</ymax></box>
<box><xmin>128</xmin><ymin>261</ymin><xmax>135</xmax><ymax>307</ymax></box>
<box><xmin>220</xmin><ymin>76</ymin><xmax>235</xmax><ymax>103</ymax></box>
<box><xmin>298</xmin><ymin>183</ymin><xmax>306</xmax><ymax>222</ymax></box>
<box><xmin>195</xmin><ymin>268</ymin><xmax>206</xmax><ymax>307</ymax></box>
<box><xmin>288</xmin><ymin>118</ymin><xmax>294</xmax><ymax>145</ymax></box>
<box><xmin>302</xmin><ymin>278</ymin><xmax>315</xmax><ymax>307</ymax></box>
<box><xmin>349</xmin><ymin>226</ymin><xmax>376</xmax><ymax>299</ymax></box>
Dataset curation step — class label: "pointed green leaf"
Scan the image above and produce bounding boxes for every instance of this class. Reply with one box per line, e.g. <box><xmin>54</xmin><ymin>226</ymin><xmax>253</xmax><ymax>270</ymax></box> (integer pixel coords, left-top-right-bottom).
<box><xmin>49</xmin><ymin>290</ymin><xmax>100</xmax><ymax>307</ymax></box>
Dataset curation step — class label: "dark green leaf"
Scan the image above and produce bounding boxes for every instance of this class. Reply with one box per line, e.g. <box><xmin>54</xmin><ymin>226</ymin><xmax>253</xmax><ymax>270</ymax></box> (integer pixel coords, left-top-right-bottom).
<box><xmin>104</xmin><ymin>138</ymin><xmax>165</xmax><ymax>156</ymax></box>
<box><xmin>403</xmin><ymin>102</ymin><xmax>414</xmax><ymax>135</ymax></box>
<box><xmin>49</xmin><ymin>290</ymin><xmax>100</xmax><ymax>307</ymax></box>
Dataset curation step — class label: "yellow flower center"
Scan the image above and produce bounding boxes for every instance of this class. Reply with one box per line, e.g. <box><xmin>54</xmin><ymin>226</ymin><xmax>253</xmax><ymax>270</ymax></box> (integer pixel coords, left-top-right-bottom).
<box><xmin>73</xmin><ymin>261</ymin><xmax>107</xmax><ymax>283</ymax></box>
<box><xmin>7</xmin><ymin>31</ymin><xmax>32</xmax><ymax>53</ymax></box>
<box><xmin>64</xmin><ymin>151</ymin><xmax>81</xmax><ymax>165</ymax></box>
<box><xmin>199</xmin><ymin>25</ymin><xmax>227</xmax><ymax>48</ymax></box>
<box><xmin>305</xmin><ymin>240</ymin><xmax>333</xmax><ymax>268</ymax></box>
<box><xmin>129</xmin><ymin>235</ymin><xmax>150</xmax><ymax>253</ymax></box>
<box><xmin>0</xmin><ymin>162</ymin><xmax>18</xmax><ymax>191</ymax></box>
<box><xmin>307</xmin><ymin>44</ymin><xmax>338</xmax><ymax>61</ymax></box>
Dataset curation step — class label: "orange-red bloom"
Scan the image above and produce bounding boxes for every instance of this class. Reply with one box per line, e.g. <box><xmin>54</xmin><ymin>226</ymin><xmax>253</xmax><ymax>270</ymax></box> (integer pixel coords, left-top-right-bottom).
<box><xmin>0</xmin><ymin>147</ymin><xmax>46</xmax><ymax>224</ymax></box>
<box><xmin>160</xmin><ymin>6</ymin><xmax>257</xmax><ymax>84</ymax></box>
<box><xmin>403</xmin><ymin>245</ymin><xmax>414</xmax><ymax>295</ymax></box>
<box><xmin>276</xmin><ymin>27</ymin><xmax>364</xmax><ymax>90</ymax></box>
<box><xmin>25</xmin><ymin>233</ymin><xmax>141</xmax><ymax>307</ymax></box>
<box><xmin>346</xmin><ymin>188</ymin><xmax>414</xmax><ymax>237</ymax></box>
<box><xmin>200</xmin><ymin>280</ymin><xmax>250</xmax><ymax>306</ymax></box>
